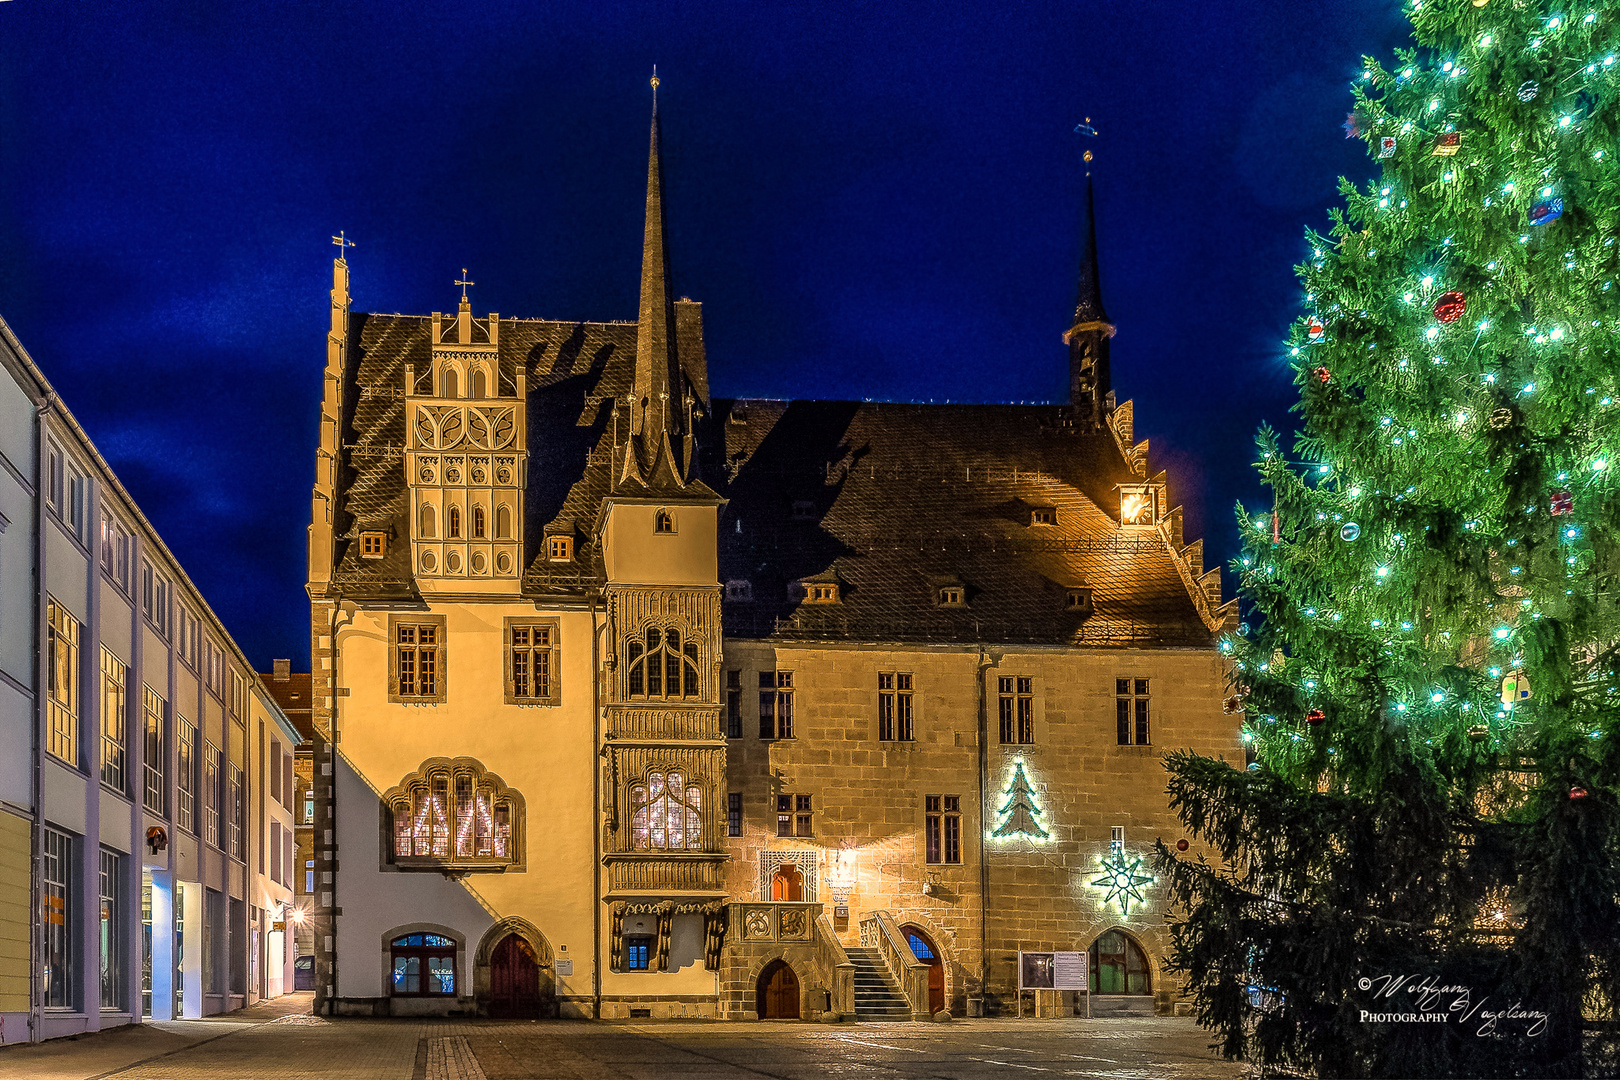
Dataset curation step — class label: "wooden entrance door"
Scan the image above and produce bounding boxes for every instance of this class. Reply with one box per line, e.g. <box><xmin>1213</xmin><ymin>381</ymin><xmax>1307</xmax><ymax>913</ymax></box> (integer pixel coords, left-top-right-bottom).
<box><xmin>488</xmin><ymin>934</ymin><xmax>540</xmax><ymax>1019</ymax></box>
<box><xmin>757</xmin><ymin>960</ymin><xmax>800</xmax><ymax>1019</ymax></box>
<box><xmin>902</xmin><ymin>925</ymin><xmax>945</xmax><ymax>1014</ymax></box>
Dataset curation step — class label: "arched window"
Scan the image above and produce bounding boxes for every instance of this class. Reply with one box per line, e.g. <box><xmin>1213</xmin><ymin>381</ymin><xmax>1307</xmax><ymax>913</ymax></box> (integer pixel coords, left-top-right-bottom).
<box><xmin>448</xmin><ymin>506</ymin><xmax>461</xmax><ymax>539</ymax></box>
<box><xmin>387</xmin><ymin>760</ymin><xmax>523</xmax><ymax>869</ymax></box>
<box><xmin>441</xmin><ymin>367</ymin><xmax>460</xmax><ymax>399</ymax></box>
<box><xmin>420</xmin><ymin>503</ymin><xmax>436</xmax><ymax>539</ymax></box>
<box><xmin>1089</xmin><ymin>930</ymin><xmax>1150</xmax><ymax>995</ymax></box>
<box><xmin>771</xmin><ymin>863</ymin><xmax>803</xmax><ymax>901</ymax></box>
<box><xmin>390</xmin><ymin>932</ymin><xmax>456</xmax><ymax>997</ymax></box>
<box><xmin>473</xmin><ymin>506</ymin><xmax>486</xmax><ymax>539</ymax></box>
<box><xmin>654</xmin><ymin>509</ymin><xmax>674</xmax><ymax>533</ymax></box>
<box><xmin>495</xmin><ymin>505</ymin><xmax>511</xmax><ymax>539</ymax></box>
<box><xmin>471</xmin><ymin>367</ymin><xmax>487</xmax><ymax>400</ymax></box>
<box><xmin>629</xmin><ymin>771</ymin><xmax>702</xmax><ymax>851</ymax></box>
<box><xmin>624</xmin><ymin>627</ymin><xmax>701</xmax><ymax>699</ymax></box>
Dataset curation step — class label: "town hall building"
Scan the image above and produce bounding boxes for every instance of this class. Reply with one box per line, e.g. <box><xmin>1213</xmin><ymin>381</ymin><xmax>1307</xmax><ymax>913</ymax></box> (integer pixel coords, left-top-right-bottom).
<box><xmin>304</xmin><ymin>84</ymin><xmax>1240</xmax><ymax>1023</ymax></box>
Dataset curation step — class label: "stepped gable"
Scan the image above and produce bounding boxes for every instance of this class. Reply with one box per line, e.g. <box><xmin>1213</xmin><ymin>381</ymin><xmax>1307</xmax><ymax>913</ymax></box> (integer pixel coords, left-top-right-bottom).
<box><xmin>707</xmin><ymin>399</ymin><xmax>1216</xmax><ymax>647</ymax></box>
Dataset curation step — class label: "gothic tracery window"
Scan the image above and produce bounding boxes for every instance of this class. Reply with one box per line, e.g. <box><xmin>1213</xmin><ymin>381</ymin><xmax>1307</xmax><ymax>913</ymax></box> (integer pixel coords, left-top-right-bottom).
<box><xmin>388</xmin><ymin>761</ymin><xmax>521</xmax><ymax>868</ymax></box>
<box><xmin>448</xmin><ymin>506</ymin><xmax>461</xmax><ymax>538</ymax></box>
<box><xmin>624</xmin><ymin>627</ymin><xmax>701</xmax><ymax>699</ymax></box>
<box><xmin>473</xmin><ymin>506</ymin><xmax>486</xmax><ymax>539</ymax></box>
<box><xmin>629</xmin><ymin>771</ymin><xmax>703</xmax><ymax>851</ymax></box>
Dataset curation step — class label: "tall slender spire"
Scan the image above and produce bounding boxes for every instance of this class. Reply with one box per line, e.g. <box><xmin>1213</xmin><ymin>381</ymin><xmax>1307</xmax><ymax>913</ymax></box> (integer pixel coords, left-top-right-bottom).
<box><xmin>1069</xmin><ymin>176</ymin><xmax>1110</xmax><ymax>330</ymax></box>
<box><xmin>622</xmin><ymin>68</ymin><xmax>689</xmax><ymax>490</ymax></box>
<box><xmin>1063</xmin><ymin>171</ymin><xmax>1115</xmax><ymax>425</ymax></box>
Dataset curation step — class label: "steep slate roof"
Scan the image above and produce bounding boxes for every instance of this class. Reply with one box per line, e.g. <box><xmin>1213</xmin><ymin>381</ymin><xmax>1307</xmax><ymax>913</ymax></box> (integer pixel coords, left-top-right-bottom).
<box><xmin>328</xmin><ymin>314</ymin><xmax>1222</xmax><ymax>647</ymax></box>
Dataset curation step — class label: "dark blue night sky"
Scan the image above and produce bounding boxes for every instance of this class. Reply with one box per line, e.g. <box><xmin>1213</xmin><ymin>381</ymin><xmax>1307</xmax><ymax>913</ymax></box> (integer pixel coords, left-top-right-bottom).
<box><xmin>0</xmin><ymin>1</ymin><xmax>1411</xmax><ymax>670</ymax></box>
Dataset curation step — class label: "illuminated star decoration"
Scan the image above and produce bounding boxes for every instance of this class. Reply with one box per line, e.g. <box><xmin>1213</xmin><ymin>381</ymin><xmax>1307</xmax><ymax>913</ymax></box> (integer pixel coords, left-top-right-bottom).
<box><xmin>1091</xmin><ymin>850</ymin><xmax>1154</xmax><ymax>916</ymax></box>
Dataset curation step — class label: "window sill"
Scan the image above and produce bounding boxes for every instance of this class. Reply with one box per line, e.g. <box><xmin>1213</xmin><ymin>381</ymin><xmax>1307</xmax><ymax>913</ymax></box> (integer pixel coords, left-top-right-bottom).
<box><xmin>392</xmin><ymin>859</ymin><xmax>514</xmax><ymax>874</ymax></box>
<box><xmin>100</xmin><ymin>783</ymin><xmax>131</xmax><ymax>803</ymax></box>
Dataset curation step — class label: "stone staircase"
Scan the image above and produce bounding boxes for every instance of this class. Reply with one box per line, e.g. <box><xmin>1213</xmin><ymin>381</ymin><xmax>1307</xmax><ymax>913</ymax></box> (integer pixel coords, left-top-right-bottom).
<box><xmin>846</xmin><ymin>946</ymin><xmax>913</xmax><ymax>1020</ymax></box>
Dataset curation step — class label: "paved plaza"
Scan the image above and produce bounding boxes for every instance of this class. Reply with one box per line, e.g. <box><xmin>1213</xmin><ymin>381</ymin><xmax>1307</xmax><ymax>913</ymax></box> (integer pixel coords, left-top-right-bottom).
<box><xmin>0</xmin><ymin>996</ymin><xmax>1253</xmax><ymax>1080</ymax></box>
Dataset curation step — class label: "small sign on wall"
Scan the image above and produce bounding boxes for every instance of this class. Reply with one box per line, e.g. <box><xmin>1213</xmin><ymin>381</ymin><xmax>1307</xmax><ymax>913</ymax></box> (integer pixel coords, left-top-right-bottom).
<box><xmin>555</xmin><ymin>959</ymin><xmax>573</xmax><ymax>976</ymax></box>
<box><xmin>1017</xmin><ymin>950</ymin><xmax>1088</xmax><ymax>991</ymax></box>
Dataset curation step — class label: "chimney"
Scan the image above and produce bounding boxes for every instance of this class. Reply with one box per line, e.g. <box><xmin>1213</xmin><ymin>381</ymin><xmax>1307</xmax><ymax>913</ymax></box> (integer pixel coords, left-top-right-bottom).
<box><xmin>273</xmin><ymin>659</ymin><xmax>291</xmax><ymax>682</ymax></box>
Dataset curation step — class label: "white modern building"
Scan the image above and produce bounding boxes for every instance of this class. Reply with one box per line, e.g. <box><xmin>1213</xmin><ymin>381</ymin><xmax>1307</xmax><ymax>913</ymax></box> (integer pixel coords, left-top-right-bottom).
<box><xmin>0</xmin><ymin>316</ymin><xmax>300</xmax><ymax>1043</ymax></box>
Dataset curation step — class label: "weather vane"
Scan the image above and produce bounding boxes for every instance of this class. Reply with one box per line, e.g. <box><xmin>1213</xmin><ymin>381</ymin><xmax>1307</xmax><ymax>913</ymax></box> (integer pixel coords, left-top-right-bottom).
<box><xmin>331</xmin><ymin>231</ymin><xmax>356</xmax><ymax>257</ymax></box>
<box><xmin>1074</xmin><ymin>117</ymin><xmax>1098</xmax><ymax>165</ymax></box>
<box><xmin>455</xmin><ymin>269</ymin><xmax>474</xmax><ymax>300</ymax></box>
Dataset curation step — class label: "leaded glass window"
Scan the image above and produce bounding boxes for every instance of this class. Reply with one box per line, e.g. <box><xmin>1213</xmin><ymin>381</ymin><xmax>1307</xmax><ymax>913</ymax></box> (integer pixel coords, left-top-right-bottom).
<box><xmin>628</xmin><ymin>771</ymin><xmax>703</xmax><ymax>851</ymax></box>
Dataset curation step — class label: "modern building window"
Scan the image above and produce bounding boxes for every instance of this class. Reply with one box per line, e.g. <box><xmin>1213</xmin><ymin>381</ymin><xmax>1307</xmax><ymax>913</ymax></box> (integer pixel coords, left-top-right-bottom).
<box><xmin>177</xmin><ymin>716</ymin><xmax>197</xmax><ymax>833</ymax></box>
<box><xmin>725</xmin><ymin>671</ymin><xmax>742</xmax><ymax>738</ymax></box>
<box><xmin>67</xmin><ymin>465</ymin><xmax>87</xmax><ymax>543</ymax></box>
<box><xmin>205</xmin><ymin>743</ymin><xmax>222</xmax><ymax>848</ymax></box>
<box><xmin>878</xmin><ymin>672</ymin><xmax>914</xmax><ymax>741</ymax></box>
<box><xmin>100</xmin><ymin>848</ymin><xmax>123</xmax><ymax>1009</ymax></box>
<box><xmin>231</xmin><ymin>671</ymin><xmax>247</xmax><ymax>722</ymax></box>
<box><xmin>388</xmin><ymin>760</ymin><xmax>521</xmax><ymax>867</ymax></box>
<box><xmin>304</xmin><ymin>861</ymin><xmax>314</xmax><ymax>894</ymax></box>
<box><xmin>99</xmin><ymin>512</ymin><xmax>132</xmax><ymax>590</ymax></box>
<box><xmin>624</xmin><ymin>935</ymin><xmax>653</xmax><ymax>971</ymax></box>
<box><xmin>270</xmin><ymin>739</ymin><xmax>283</xmax><ymax>805</ymax></box>
<box><xmin>46</xmin><ymin>441</ymin><xmax>64</xmax><ymax>511</ymax></box>
<box><xmin>727</xmin><ymin>792</ymin><xmax>742</xmax><ymax>836</ymax></box>
<box><xmin>759</xmin><ymin>671</ymin><xmax>794</xmax><ymax>739</ymax></box>
<box><xmin>629</xmin><ymin>771</ymin><xmax>703</xmax><ymax>851</ymax></box>
<box><xmin>270</xmin><ymin>821</ymin><xmax>283</xmax><ymax>885</ymax></box>
<box><xmin>43</xmin><ymin>827</ymin><xmax>74</xmax><ymax>1009</ymax></box>
<box><xmin>229</xmin><ymin>763</ymin><xmax>244</xmax><ymax>859</ymax></box>
<box><xmin>205</xmin><ymin>641</ymin><xmax>224</xmax><ymax>698</ymax></box>
<box><xmin>506</xmin><ymin>621</ymin><xmax>559</xmax><ymax>704</ymax></box>
<box><xmin>176</xmin><ymin>607</ymin><xmax>200</xmax><ymax>669</ymax></box>
<box><xmin>925</xmin><ymin>795</ymin><xmax>962</xmax><ymax>865</ymax></box>
<box><xmin>624</xmin><ymin>627</ymin><xmax>700</xmax><ymax>699</ymax></box>
<box><xmin>283</xmin><ymin>753</ymin><xmax>294</xmax><ymax>814</ymax></box>
<box><xmin>47</xmin><ymin>599</ymin><xmax>80</xmax><ymax>765</ymax></box>
<box><xmin>142</xmin><ymin>688</ymin><xmax>166</xmax><ymax>814</ymax></box>
<box><xmin>100</xmin><ymin>648</ymin><xmax>127</xmax><ymax>793</ymax></box>
<box><xmin>389</xmin><ymin>933</ymin><xmax>456</xmax><ymax>996</ymax></box>
<box><xmin>998</xmin><ymin>676</ymin><xmax>1034</xmax><ymax>744</ymax></box>
<box><xmin>1116</xmin><ymin>678</ymin><xmax>1150</xmax><ymax>745</ymax></box>
<box><xmin>141</xmin><ymin>562</ymin><xmax>169</xmax><ymax>636</ymax></box>
<box><xmin>391</xmin><ymin>619</ymin><xmax>446</xmax><ymax>702</ymax></box>
<box><xmin>776</xmin><ymin>793</ymin><xmax>812</xmax><ymax>838</ymax></box>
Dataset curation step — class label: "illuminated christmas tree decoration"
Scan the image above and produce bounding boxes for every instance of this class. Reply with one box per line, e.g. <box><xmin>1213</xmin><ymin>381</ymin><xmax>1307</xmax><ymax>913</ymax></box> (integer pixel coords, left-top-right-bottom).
<box><xmin>1091</xmin><ymin>850</ymin><xmax>1154</xmax><ymax>916</ymax></box>
<box><xmin>991</xmin><ymin>760</ymin><xmax>1049</xmax><ymax>841</ymax></box>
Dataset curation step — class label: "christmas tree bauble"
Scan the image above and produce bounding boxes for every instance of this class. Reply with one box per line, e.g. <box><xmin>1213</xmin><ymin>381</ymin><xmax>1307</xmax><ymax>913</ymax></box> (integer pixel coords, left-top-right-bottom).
<box><xmin>1313</xmin><ymin>365</ymin><xmax>1331</xmax><ymax>384</ymax></box>
<box><xmin>1489</xmin><ymin>408</ymin><xmax>1514</xmax><ymax>429</ymax></box>
<box><xmin>1176</xmin><ymin>839</ymin><xmax>1190</xmax><ymax>852</ymax></box>
<box><xmin>1550</xmin><ymin>489</ymin><xmax>1574</xmax><ymax>516</ymax></box>
<box><xmin>1571</xmin><ymin>786</ymin><xmax>1589</xmax><ymax>800</ymax></box>
<box><xmin>1468</xmin><ymin>724</ymin><xmax>1489</xmax><ymax>743</ymax></box>
<box><xmin>1307</xmin><ymin>317</ymin><xmax>1325</xmax><ymax>342</ymax></box>
<box><xmin>1340</xmin><ymin>521</ymin><xmax>1361</xmax><ymax>541</ymax></box>
<box><xmin>1306</xmin><ymin>709</ymin><xmax>1327</xmax><ymax>726</ymax></box>
<box><xmin>1433</xmin><ymin>291</ymin><xmax>1466</xmax><ymax>323</ymax></box>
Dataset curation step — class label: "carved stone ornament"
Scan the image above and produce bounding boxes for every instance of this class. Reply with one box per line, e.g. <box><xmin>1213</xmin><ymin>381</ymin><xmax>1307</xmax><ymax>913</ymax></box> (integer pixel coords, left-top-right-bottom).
<box><xmin>779</xmin><ymin>907</ymin><xmax>807</xmax><ymax>938</ymax></box>
<box><xmin>744</xmin><ymin>909</ymin><xmax>772</xmax><ymax>939</ymax></box>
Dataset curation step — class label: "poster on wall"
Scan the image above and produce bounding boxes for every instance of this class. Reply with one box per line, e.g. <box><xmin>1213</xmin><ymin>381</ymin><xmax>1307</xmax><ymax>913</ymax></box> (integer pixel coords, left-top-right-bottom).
<box><xmin>1018</xmin><ymin>950</ymin><xmax>1088</xmax><ymax>991</ymax></box>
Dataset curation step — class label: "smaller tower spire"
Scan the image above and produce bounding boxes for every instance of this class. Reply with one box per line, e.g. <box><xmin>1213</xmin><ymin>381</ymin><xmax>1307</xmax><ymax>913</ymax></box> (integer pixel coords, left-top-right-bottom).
<box><xmin>1063</xmin><ymin>132</ymin><xmax>1115</xmax><ymax>427</ymax></box>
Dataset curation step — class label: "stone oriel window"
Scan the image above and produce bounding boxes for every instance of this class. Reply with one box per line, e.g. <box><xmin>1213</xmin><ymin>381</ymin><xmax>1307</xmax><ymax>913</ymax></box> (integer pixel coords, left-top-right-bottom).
<box><xmin>505</xmin><ymin>620</ymin><xmax>560</xmax><ymax>705</ymax></box>
<box><xmin>625</xmin><ymin>627</ymin><xmax>701</xmax><ymax>700</ymax></box>
<box><xmin>877</xmin><ymin>672</ymin><xmax>913</xmax><ymax>741</ymax></box>
<box><xmin>759</xmin><ymin>671</ymin><xmax>793</xmax><ymax>739</ymax></box>
<box><xmin>629</xmin><ymin>770</ymin><xmax>703</xmax><ymax>851</ymax></box>
<box><xmin>997</xmin><ymin>676</ymin><xmax>1034</xmax><ymax>744</ymax></box>
<box><xmin>387</xmin><ymin>759</ymin><xmax>523</xmax><ymax>869</ymax></box>
<box><xmin>925</xmin><ymin>795</ymin><xmax>962</xmax><ymax>864</ymax></box>
<box><xmin>1116</xmin><ymin>678</ymin><xmax>1150</xmax><ymax>745</ymax></box>
<box><xmin>389</xmin><ymin>615</ymin><xmax>447</xmax><ymax>704</ymax></box>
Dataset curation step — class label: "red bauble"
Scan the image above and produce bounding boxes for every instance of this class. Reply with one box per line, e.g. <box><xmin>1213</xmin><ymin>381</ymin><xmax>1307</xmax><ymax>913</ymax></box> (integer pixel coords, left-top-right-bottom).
<box><xmin>1305</xmin><ymin>709</ymin><xmax>1327</xmax><ymax>726</ymax></box>
<box><xmin>1313</xmin><ymin>365</ymin><xmax>1331</xmax><ymax>384</ymax></box>
<box><xmin>1571</xmin><ymin>785</ymin><xmax>1589</xmax><ymax>800</ymax></box>
<box><xmin>1433</xmin><ymin>291</ymin><xmax>1467</xmax><ymax>324</ymax></box>
<box><xmin>1307</xmin><ymin>317</ymin><xmax>1325</xmax><ymax>342</ymax></box>
<box><xmin>1550</xmin><ymin>489</ymin><xmax>1574</xmax><ymax>516</ymax></box>
<box><xmin>1176</xmin><ymin>839</ymin><xmax>1190</xmax><ymax>852</ymax></box>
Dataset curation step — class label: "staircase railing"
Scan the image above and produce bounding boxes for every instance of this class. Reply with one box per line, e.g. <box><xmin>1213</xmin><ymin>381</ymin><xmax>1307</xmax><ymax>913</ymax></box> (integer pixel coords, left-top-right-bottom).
<box><xmin>813</xmin><ymin>913</ymin><xmax>855</xmax><ymax>1019</ymax></box>
<box><xmin>858</xmin><ymin>909</ymin><xmax>930</xmax><ymax>1018</ymax></box>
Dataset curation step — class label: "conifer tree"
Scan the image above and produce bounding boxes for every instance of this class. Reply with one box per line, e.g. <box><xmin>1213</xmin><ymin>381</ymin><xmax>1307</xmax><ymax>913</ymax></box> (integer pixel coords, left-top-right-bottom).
<box><xmin>1157</xmin><ymin>2</ymin><xmax>1620</xmax><ymax>1076</ymax></box>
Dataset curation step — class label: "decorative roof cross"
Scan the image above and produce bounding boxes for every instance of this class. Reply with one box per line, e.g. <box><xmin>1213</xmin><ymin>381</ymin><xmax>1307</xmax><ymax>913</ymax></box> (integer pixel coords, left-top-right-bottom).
<box><xmin>331</xmin><ymin>231</ymin><xmax>356</xmax><ymax>257</ymax></box>
<box><xmin>455</xmin><ymin>269</ymin><xmax>475</xmax><ymax>300</ymax></box>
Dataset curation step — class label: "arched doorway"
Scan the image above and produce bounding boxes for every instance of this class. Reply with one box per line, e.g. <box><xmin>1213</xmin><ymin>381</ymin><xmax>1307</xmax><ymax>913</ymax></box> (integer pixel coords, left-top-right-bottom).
<box><xmin>1088</xmin><ymin>929</ymin><xmax>1150</xmax><ymax>995</ymax></box>
<box><xmin>488</xmin><ymin>934</ymin><xmax>541</xmax><ymax>1018</ymax></box>
<box><xmin>900</xmin><ymin>924</ymin><xmax>945</xmax><ymax>1014</ymax></box>
<box><xmin>756</xmin><ymin>959</ymin><xmax>800</xmax><ymax>1019</ymax></box>
<box><xmin>770</xmin><ymin>864</ymin><xmax>803</xmax><ymax>901</ymax></box>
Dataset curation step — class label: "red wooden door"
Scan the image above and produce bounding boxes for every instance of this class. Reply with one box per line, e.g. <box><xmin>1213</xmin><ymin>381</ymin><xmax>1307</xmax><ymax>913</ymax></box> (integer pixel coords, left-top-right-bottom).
<box><xmin>757</xmin><ymin>960</ymin><xmax>800</xmax><ymax>1019</ymax></box>
<box><xmin>927</xmin><ymin>962</ymin><xmax>945</xmax><ymax>1014</ymax></box>
<box><xmin>489</xmin><ymin>934</ymin><xmax>539</xmax><ymax>1019</ymax></box>
<box><xmin>902</xmin><ymin>926</ymin><xmax>946</xmax><ymax>1014</ymax></box>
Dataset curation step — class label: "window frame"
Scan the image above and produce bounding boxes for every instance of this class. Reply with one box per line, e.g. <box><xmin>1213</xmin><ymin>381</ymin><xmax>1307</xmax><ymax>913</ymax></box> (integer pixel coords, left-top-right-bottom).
<box><xmin>46</xmin><ymin>598</ymin><xmax>80</xmax><ymax>767</ymax></box>
<box><xmin>546</xmin><ymin>535</ymin><xmax>573</xmax><ymax>562</ymax></box>
<box><xmin>627</xmin><ymin>769</ymin><xmax>707</xmax><ymax>852</ymax></box>
<box><xmin>758</xmin><ymin>671</ymin><xmax>794</xmax><ymax>740</ymax></box>
<box><xmin>176</xmin><ymin>715</ymin><xmax>197</xmax><ymax>833</ymax></box>
<box><xmin>1115</xmin><ymin>678</ymin><xmax>1151</xmax><ymax>746</ymax></box>
<box><xmin>727</xmin><ymin>792</ymin><xmax>742</xmax><ymax>836</ymax></box>
<box><xmin>388</xmin><ymin>933</ymin><xmax>459</xmax><ymax>997</ymax></box>
<box><xmin>623</xmin><ymin>626</ymin><xmax>703</xmax><ymax>701</ymax></box>
<box><xmin>997</xmin><ymin>676</ymin><xmax>1036</xmax><ymax>745</ymax></box>
<box><xmin>389</xmin><ymin>615</ymin><xmax>448</xmax><ymax>704</ymax></box>
<box><xmin>725</xmin><ymin>670</ymin><xmax>742</xmax><ymax>738</ymax></box>
<box><xmin>43</xmin><ymin>827</ymin><xmax>75</xmax><ymax>1010</ymax></box>
<box><xmin>877</xmin><ymin>672</ymin><xmax>914</xmax><ymax>742</ymax></box>
<box><xmin>776</xmin><ymin>793</ymin><xmax>813</xmax><ymax>838</ymax></box>
<box><xmin>623</xmin><ymin>935</ymin><xmax>654</xmax><ymax>971</ymax></box>
<box><xmin>925</xmin><ymin>794</ymin><xmax>963</xmax><ymax>865</ymax></box>
<box><xmin>359</xmin><ymin>531</ymin><xmax>387</xmax><ymax>559</ymax></box>
<box><xmin>142</xmin><ymin>688</ymin><xmax>167</xmax><ymax>814</ymax></box>
<box><xmin>99</xmin><ymin>847</ymin><xmax>123</xmax><ymax>1009</ymax></box>
<box><xmin>100</xmin><ymin>647</ymin><xmax>128</xmax><ymax>794</ymax></box>
<box><xmin>504</xmin><ymin>619</ymin><xmax>561</xmax><ymax>706</ymax></box>
<box><xmin>386</xmin><ymin>759</ymin><xmax>525</xmax><ymax>871</ymax></box>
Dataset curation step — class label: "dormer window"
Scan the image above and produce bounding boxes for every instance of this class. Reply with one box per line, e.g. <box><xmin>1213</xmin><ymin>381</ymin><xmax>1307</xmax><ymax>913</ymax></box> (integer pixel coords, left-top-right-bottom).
<box><xmin>938</xmin><ymin>586</ymin><xmax>965</xmax><ymax>607</ymax></box>
<box><xmin>799</xmin><ymin>582</ymin><xmax>839</xmax><ymax>604</ymax></box>
<box><xmin>654</xmin><ymin>509</ymin><xmax>675</xmax><ymax>534</ymax></box>
<box><xmin>1119</xmin><ymin>485</ymin><xmax>1156</xmax><ymax>525</ymax></box>
<box><xmin>791</xmin><ymin>500</ymin><xmax>815</xmax><ymax>521</ymax></box>
<box><xmin>1066</xmin><ymin>587</ymin><xmax>1094</xmax><ymax>613</ymax></box>
<box><xmin>1029</xmin><ymin>507</ymin><xmax>1056</xmax><ymax>527</ymax></box>
<box><xmin>725</xmin><ymin>579</ymin><xmax>753</xmax><ymax>602</ymax></box>
<box><xmin>548</xmin><ymin>536</ymin><xmax>573</xmax><ymax>562</ymax></box>
<box><xmin>360</xmin><ymin>532</ymin><xmax>387</xmax><ymax>560</ymax></box>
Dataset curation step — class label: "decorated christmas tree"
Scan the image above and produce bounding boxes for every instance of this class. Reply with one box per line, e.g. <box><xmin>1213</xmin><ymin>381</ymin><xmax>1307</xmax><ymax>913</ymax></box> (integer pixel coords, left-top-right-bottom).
<box><xmin>993</xmin><ymin>762</ymin><xmax>1049</xmax><ymax>840</ymax></box>
<box><xmin>1156</xmin><ymin>2</ymin><xmax>1620</xmax><ymax>1076</ymax></box>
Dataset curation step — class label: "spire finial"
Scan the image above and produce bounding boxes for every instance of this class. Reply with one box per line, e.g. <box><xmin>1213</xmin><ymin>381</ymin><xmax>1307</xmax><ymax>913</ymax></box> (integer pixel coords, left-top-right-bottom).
<box><xmin>650</xmin><ymin>65</ymin><xmax>659</xmax><ymax>105</ymax></box>
<box><xmin>455</xmin><ymin>268</ymin><xmax>474</xmax><ymax>301</ymax></box>
<box><xmin>331</xmin><ymin>231</ymin><xmax>356</xmax><ymax>259</ymax></box>
<box><xmin>1074</xmin><ymin>116</ymin><xmax>1099</xmax><ymax>174</ymax></box>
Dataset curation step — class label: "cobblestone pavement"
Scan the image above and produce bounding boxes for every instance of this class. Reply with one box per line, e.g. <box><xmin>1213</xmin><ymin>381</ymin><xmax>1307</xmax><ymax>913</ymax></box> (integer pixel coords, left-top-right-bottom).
<box><xmin>0</xmin><ymin>1002</ymin><xmax>1254</xmax><ymax>1080</ymax></box>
